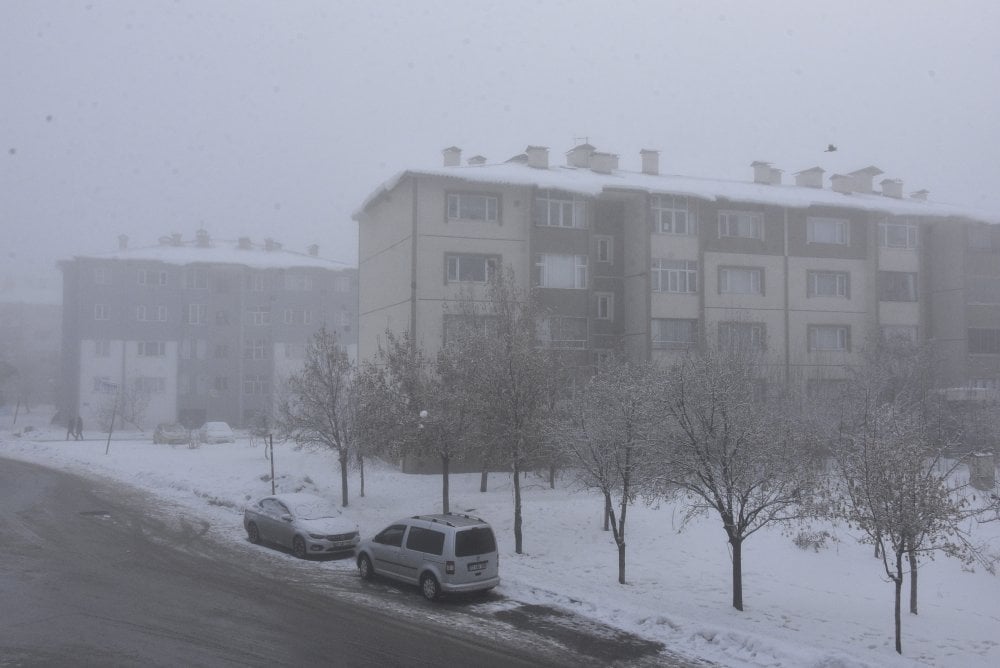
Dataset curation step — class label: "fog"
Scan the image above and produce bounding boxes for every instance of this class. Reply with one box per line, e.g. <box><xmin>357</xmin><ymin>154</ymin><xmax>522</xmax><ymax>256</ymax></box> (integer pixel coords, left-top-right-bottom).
<box><xmin>3</xmin><ymin>0</ymin><xmax>999</xmax><ymax>281</ymax></box>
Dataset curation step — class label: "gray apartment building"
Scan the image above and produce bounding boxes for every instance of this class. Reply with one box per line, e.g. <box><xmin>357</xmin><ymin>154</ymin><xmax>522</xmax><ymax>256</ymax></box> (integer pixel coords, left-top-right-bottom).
<box><xmin>60</xmin><ymin>231</ymin><xmax>357</xmax><ymax>429</ymax></box>
<box><xmin>355</xmin><ymin>143</ymin><xmax>1000</xmax><ymax>394</ymax></box>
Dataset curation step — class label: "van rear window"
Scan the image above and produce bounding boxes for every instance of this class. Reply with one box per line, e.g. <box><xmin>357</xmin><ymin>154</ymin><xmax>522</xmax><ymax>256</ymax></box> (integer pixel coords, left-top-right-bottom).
<box><xmin>406</xmin><ymin>526</ymin><xmax>445</xmax><ymax>555</ymax></box>
<box><xmin>454</xmin><ymin>527</ymin><xmax>496</xmax><ymax>557</ymax></box>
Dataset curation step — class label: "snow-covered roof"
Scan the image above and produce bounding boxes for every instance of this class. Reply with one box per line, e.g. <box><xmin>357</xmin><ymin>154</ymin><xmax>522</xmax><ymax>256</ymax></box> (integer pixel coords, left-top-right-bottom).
<box><xmin>355</xmin><ymin>161</ymin><xmax>999</xmax><ymax>223</ymax></box>
<box><xmin>68</xmin><ymin>239</ymin><xmax>353</xmax><ymax>271</ymax></box>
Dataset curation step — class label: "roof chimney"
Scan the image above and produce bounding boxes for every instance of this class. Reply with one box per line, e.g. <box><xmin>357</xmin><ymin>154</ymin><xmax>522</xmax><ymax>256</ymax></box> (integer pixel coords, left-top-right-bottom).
<box><xmin>794</xmin><ymin>166</ymin><xmax>824</xmax><ymax>188</ymax></box>
<box><xmin>171</xmin><ymin>233</ymin><xmax>183</xmax><ymax>246</ymax></box>
<box><xmin>307</xmin><ymin>244</ymin><xmax>319</xmax><ymax>256</ymax></box>
<box><xmin>566</xmin><ymin>143</ymin><xmax>595</xmax><ymax>168</ymax></box>
<box><xmin>589</xmin><ymin>151</ymin><xmax>619</xmax><ymax>174</ymax></box>
<box><xmin>640</xmin><ymin>149</ymin><xmax>660</xmax><ymax>176</ymax></box>
<box><xmin>910</xmin><ymin>189</ymin><xmax>930</xmax><ymax>202</ymax></box>
<box><xmin>117</xmin><ymin>234</ymin><xmax>128</xmax><ymax>250</ymax></box>
<box><xmin>752</xmin><ymin>161</ymin><xmax>782</xmax><ymax>185</ymax></box>
<box><xmin>238</xmin><ymin>237</ymin><xmax>252</xmax><ymax>250</ymax></box>
<box><xmin>847</xmin><ymin>166</ymin><xmax>884</xmax><ymax>194</ymax></box>
<box><xmin>195</xmin><ymin>229</ymin><xmax>210</xmax><ymax>247</ymax></box>
<box><xmin>467</xmin><ymin>155</ymin><xmax>487</xmax><ymax>166</ymax></box>
<box><xmin>880</xmin><ymin>178</ymin><xmax>904</xmax><ymax>199</ymax></box>
<box><xmin>525</xmin><ymin>145</ymin><xmax>549</xmax><ymax>169</ymax></box>
<box><xmin>442</xmin><ymin>146</ymin><xmax>461</xmax><ymax>167</ymax></box>
<box><xmin>830</xmin><ymin>174</ymin><xmax>853</xmax><ymax>194</ymax></box>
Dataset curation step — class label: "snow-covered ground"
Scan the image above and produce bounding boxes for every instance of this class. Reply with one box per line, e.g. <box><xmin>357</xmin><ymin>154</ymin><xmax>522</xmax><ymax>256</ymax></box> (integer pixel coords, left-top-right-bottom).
<box><xmin>3</xmin><ymin>409</ymin><xmax>998</xmax><ymax>668</ymax></box>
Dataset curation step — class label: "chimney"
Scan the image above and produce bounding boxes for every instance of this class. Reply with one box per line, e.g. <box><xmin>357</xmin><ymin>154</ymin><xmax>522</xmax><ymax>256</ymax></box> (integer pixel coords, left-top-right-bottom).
<box><xmin>794</xmin><ymin>166</ymin><xmax>824</xmax><ymax>188</ymax></box>
<box><xmin>566</xmin><ymin>143</ymin><xmax>595</xmax><ymax>168</ymax></box>
<box><xmin>195</xmin><ymin>229</ymin><xmax>210</xmax><ymax>247</ymax></box>
<box><xmin>640</xmin><ymin>149</ymin><xmax>660</xmax><ymax>176</ymax></box>
<box><xmin>467</xmin><ymin>155</ymin><xmax>487</xmax><ymax>166</ymax></box>
<box><xmin>117</xmin><ymin>234</ymin><xmax>128</xmax><ymax>250</ymax></box>
<box><xmin>830</xmin><ymin>174</ymin><xmax>853</xmax><ymax>194</ymax></box>
<box><xmin>847</xmin><ymin>166</ymin><xmax>884</xmax><ymax>194</ymax></box>
<box><xmin>910</xmin><ymin>189</ymin><xmax>930</xmax><ymax>202</ymax></box>
<box><xmin>442</xmin><ymin>146</ymin><xmax>461</xmax><ymax>167</ymax></box>
<box><xmin>880</xmin><ymin>178</ymin><xmax>904</xmax><ymax>199</ymax></box>
<box><xmin>265</xmin><ymin>238</ymin><xmax>282</xmax><ymax>251</ymax></box>
<box><xmin>238</xmin><ymin>237</ymin><xmax>252</xmax><ymax>250</ymax></box>
<box><xmin>307</xmin><ymin>244</ymin><xmax>319</xmax><ymax>256</ymax></box>
<box><xmin>589</xmin><ymin>151</ymin><xmax>619</xmax><ymax>174</ymax></box>
<box><xmin>171</xmin><ymin>233</ymin><xmax>183</xmax><ymax>246</ymax></box>
<box><xmin>525</xmin><ymin>145</ymin><xmax>549</xmax><ymax>169</ymax></box>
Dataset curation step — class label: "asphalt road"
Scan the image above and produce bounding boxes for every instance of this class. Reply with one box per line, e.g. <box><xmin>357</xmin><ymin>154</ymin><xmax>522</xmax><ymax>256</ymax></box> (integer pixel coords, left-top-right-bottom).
<box><xmin>0</xmin><ymin>458</ymin><xmax>689</xmax><ymax>668</ymax></box>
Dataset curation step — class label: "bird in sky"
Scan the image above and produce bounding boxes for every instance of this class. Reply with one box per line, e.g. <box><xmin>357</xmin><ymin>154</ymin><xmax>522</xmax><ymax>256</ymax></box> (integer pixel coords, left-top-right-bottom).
<box><xmin>825</xmin><ymin>144</ymin><xmax>838</xmax><ymax>152</ymax></box>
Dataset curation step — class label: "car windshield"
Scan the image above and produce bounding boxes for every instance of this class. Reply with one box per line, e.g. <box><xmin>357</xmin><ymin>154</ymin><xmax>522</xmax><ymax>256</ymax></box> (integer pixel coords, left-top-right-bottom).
<box><xmin>454</xmin><ymin>527</ymin><xmax>496</xmax><ymax>557</ymax></box>
<box><xmin>289</xmin><ymin>499</ymin><xmax>340</xmax><ymax>520</ymax></box>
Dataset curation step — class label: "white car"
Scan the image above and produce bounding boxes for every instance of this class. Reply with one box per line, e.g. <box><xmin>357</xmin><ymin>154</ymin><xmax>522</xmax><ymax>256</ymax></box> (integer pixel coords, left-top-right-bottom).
<box><xmin>198</xmin><ymin>421</ymin><xmax>235</xmax><ymax>443</ymax></box>
<box><xmin>244</xmin><ymin>493</ymin><xmax>360</xmax><ymax>558</ymax></box>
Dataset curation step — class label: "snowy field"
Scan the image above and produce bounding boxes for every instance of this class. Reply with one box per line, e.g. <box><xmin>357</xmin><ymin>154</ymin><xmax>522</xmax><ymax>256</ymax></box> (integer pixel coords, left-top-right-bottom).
<box><xmin>3</xmin><ymin>410</ymin><xmax>998</xmax><ymax>668</ymax></box>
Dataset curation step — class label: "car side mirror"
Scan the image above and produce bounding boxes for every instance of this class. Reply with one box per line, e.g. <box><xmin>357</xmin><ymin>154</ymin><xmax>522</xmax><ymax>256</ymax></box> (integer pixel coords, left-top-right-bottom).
<box><xmin>281</xmin><ymin>514</ymin><xmax>293</xmax><ymax>523</ymax></box>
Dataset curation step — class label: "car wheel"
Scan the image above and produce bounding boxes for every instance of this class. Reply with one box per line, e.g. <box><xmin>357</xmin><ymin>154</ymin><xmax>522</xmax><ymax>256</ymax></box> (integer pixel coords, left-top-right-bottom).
<box><xmin>420</xmin><ymin>573</ymin><xmax>440</xmax><ymax>601</ymax></box>
<box><xmin>292</xmin><ymin>536</ymin><xmax>307</xmax><ymax>559</ymax></box>
<box><xmin>358</xmin><ymin>554</ymin><xmax>374</xmax><ymax>580</ymax></box>
<box><xmin>246</xmin><ymin>522</ymin><xmax>260</xmax><ymax>544</ymax></box>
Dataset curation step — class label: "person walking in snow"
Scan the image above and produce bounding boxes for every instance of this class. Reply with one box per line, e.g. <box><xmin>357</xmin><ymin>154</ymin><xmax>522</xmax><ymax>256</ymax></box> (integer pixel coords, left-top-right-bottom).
<box><xmin>66</xmin><ymin>415</ymin><xmax>76</xmax><ymax>441</ymax></box>
<box><xmin>74</xmin><ymin>415</ymin><xmax>84</xmax><ymax>440</ymax></box>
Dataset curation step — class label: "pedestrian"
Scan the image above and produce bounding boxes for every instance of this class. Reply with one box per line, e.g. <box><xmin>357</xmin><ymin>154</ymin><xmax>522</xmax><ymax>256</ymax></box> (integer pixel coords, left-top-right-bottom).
<box><xmin>75</xmin><ymin>415</ymin><xmax>84</xmax><ymax>441</ymax></box>
<box><xmin>66</xmin><ymin>415</ymin><xmax>75</xmax><ymax>441</ymax></box>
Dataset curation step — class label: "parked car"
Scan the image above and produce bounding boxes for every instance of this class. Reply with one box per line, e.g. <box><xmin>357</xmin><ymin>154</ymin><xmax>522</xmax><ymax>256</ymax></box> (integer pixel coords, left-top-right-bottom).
<box><xmin>153</xmin><ymin>423</ymin><xmax>190</xmax><ymax>445</ymax></box>
<box><xmin>355</xmin><ymin>513</ymin><xmax>499</xmax><ymax>601</ymax></box>
<box><xmin>244</xmin><ymin>493</ymin><xmax>359</xmax><ymax>559</ymax></box>
<box><xmin>198</xmin><ymin>421</ymin><xmax>235</xmax><ymax>443</ymax></box>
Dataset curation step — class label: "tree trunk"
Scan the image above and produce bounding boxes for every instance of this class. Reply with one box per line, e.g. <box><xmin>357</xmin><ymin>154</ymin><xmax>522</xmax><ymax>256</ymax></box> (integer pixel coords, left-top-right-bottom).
<box><xmin>513</xmin><ymin>458</ymin><xmax>523</xmax><ymax>554</ymax></box>
<box><xmin>480</xmin><ymin>468</ymin><xmax>488</xmax><ymax>493</ymax></box>
<box><xmin>441</xmin><ymin>453</ymin><xmax>450</xmax><ymax>514</ymax></box>
<box><xmin>549</xmin><ymin>463</ymin><xmax>556</xmax><ymax>489</ymax></box>
<box><xmin>359</xmin><ymin>454</ymin><xmax>365</xmax><ymax>498</ymax></box>
<box><xmin>908</xmin><ymin>546</ymin><xmax>918</xmax><ymax>615</ymax></box>
<box><xmin>893</xmin><ymin>550</ymin><xmax>904</xmax><ymax>654</ymax></box>
<box><xmin>603</xmin><ymin>496</ymin><xmax>610</xmax><ymax>531</ymax></box>
<box><xmin>617</xmin><ymin>536</ymin><xmax>626</xmax><ymax>585</ymax></box>
<box><xmin>731</xmin><ymin>536</ymin><xmax>744</xmax><ymax>611</ymax></box>
<box><xmin>339</xmin><ymin>449</ymin><xmax>349</xmax><ymax>507</ymax></box>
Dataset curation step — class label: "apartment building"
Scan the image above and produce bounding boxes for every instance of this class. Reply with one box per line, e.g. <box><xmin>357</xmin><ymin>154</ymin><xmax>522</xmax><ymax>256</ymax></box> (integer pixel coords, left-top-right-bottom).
<box><xmin>355</xmin><ymin>144</ymin><xmax>999</xmax><ymax>393</ymax></box>
<box><xmin>60</xmin><ymin>232</ymin><xmax>357</xmax><ymax>428</ymax></box>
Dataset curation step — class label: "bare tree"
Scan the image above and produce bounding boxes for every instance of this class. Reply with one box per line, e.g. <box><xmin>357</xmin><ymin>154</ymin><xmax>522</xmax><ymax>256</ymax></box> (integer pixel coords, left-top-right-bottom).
<box><xmin>96</xmin><ymin>381</ymin><xmax>150</xmax><ymax>431</ymax></box>
<box><xmin>652</xmin><ymin>346</ymin><xmax>818</xmax><ymax>611</ymax></box>
<box><xmin>551</xmin><ymin>359</ymin><xmax>660</xmax><ymax>583</ymax></box>
<box><xmin>276</xmin><ymin>326</ymin><xmax>355</xmax><ymax>507</ymax></box>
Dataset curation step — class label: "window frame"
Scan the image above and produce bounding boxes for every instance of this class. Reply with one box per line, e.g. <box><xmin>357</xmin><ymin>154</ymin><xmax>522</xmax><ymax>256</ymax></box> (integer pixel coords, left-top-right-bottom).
<box><xmin>652</xmin><ymin>259</ymin><xmax>698</xmax><ymax>294</ymax></box>
<box><xmin>879</xmin><ymin>220</ymin><xmax>919</xmax><ymax>249</ymax></box>
<box><xmin>878</xmin><ymin>271</ymin><xmax>918</xmax><ymax>302</ymax></box>
<box><xmin>719</xmin><ymin>266</ymin><xmax>764</xmax><ymax>295</ymax></box>
<box><xmin>651</xmin><ymin>318</ymin><xmax>698</xmax><ymax>349</ymax></box>
<box><xmin>445</xmin><ymin>253</ymin><xmax>499</xmax><ymax>284</ymax></box>
<box><xmin>718</xmin><ymin>210</ymin><xmax>764</xmax><ymax>240</ymax></box>
<box><xmin>539</xmin><ymin>316</ymin><xmax>588</xmax><ymax>349</ymax></box>
<box><xmin>534</xmin><ymin>190</ymin><xmax>587</xmax><ymax>229</ymax></box>
<box><xmin>807</xmin><ymin>270</ymin><xmax>850</xmax><ymax>298</ymax></box>
<box><xmin>595</xmin><ymin>235</ymin><xmax>613</xmax><ymax>263</ymax></box>
<box><xmin>446</xmin><ymin>192</ymin><xmax>500</xmax><ymax>223</ymax></box>
<box><xmin>969</xmin><ymin>328</ymin><xmax>1000</xmax><ymax>355</ymax></box>
<box><xmin>535</xmin><ymin>253</ymin><xmax>588</xmax><ymax>289</ymax></box>
<box><xmin>806</xmin><ymin>216</ymin><xmax>850</xmax><ymax>245</ymax></box>
<box><xmin>652</xmin><ymin>194</ymin><xmax>696</xmax><ymax>235</ymax></box>
<box><xmin>186</xmin><ymin>303</ymin><xmax>207</xmax><ymax>325</ymax></box>
<box><xmin>718</xmin><ymin>322</ymin><xmax>766</xmax><ymax>351</ymax></box>
<box><xmin>808</xmin><ymin>324</ymin><xmax>851</xmax><ymax>352</ymax></box>
<box><xmin>596</xmin><ymin>292</ymin><xmax>614</xmax><ymax>320</ymax></box>
<box><xmin>94</xmin><ymin>304</ymin><xmax>110</xmax><ymax>321</ymax></box>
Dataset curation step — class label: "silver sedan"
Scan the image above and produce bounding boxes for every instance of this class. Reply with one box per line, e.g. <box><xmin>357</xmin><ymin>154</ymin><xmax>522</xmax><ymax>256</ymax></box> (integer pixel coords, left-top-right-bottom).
<box><xmin>243</xmin><ymin>493</ymin><xmax>359</xmax><ymax>559</ymax></box>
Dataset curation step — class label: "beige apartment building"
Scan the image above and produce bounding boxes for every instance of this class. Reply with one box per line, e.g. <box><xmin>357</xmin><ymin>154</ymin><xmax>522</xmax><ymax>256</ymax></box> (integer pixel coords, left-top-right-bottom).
<box><xmin>355</xmin><ymin>143</ymin><xmax>1000</xmax><ymax>394</ymax></box>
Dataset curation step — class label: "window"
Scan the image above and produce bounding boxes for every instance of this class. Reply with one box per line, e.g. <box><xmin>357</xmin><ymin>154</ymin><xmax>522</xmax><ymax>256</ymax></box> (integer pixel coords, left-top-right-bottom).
<box><xmin>595</xmin><ymin>236</ymin><xmax>613</xmax><ymax>263</ymax></box>
<box><xmin>969</xmin><ymin>328</ymin><xmax>1000</xmax><ymax>354</ymax></box>
<box><xmin>213</xmin><ymin>376</ymin><xmax>229</xmax><ymax>392</ymax></box>
<box><xmin>284</xmin><ymin>273</ymin><xmax>313</xmax><ymax>291</ymax></box>
<box><xmin>971</xmin><ymin>378</ymin><xmax>1000</xmax><ymax>391</ymax></box>
<box><xmin>186</xmin><ymin>303</ymin><xmax>207</xmax><ymax>324</ymax></box>
<box><xmin>248</xmin><ymin>274</ymin><xmax>266</xmax><ymax>292</ymax></box>
<box><xmin>446</xmin><ymin>254</ymin><xmax>498</xmax><ymax>283</ymax></box>
<box><xmin>94</xmin><ymin>304</ymin><xmax>110</xmax><ymax>320</ymax></box>
<box><xmin>719</xmin><ymin>322</ymin><xmax>765</xmax><ymax>351</ymax></box>
<box><xmin>534</xmin><ymin>190</ymin><xmax>587</xmax><ymax>228</ymax></box>
<box><xmin>133</xmin><ymin>377</ymin><xmax>166</xmax><ymax>394</ymax></box>
<box><xmin>136</xmin><ymin>305</ymin><xmax>148</xmax><ymax>322</ymax></box>
<box><xmin>183</xmin><ymin>267</ymin><xmax>207</xmax><ymax>289</ymax></box>
<box><xmin>214</xmin><ymin>344</ymin><xmax>229</xmax><ymax>359</ymax></box>
<box><xmin>447</xmin><ymin>193</ymin><xmax>499</xmax><ymax>222</ymax></box>
<box><xmin>155</xmin><ymin>305</ymin><xmax>167</xmax><ymax>322</ymax></box>
<box><xmin>807</xmin><ymin>270</ymin><xmax>849</xmax><ymax>298</ymax></box>
<box><xmin>879</xmin><ymin>271</ymin><xmax>917</xmax><ymax>302</ymax></box>
<box><xmin>718</xmin><ymin>210</ymin><xmax>763</xmax><ymax>240</ymax></box>
<box><xmin>809</xmin><ymin>325</ymin><xmax>850</xmax><ymax>352</ymax></box>
<box><xmin>653</xmin><ymin>195</ymin><xmax>696</xmax><ymax>234</ymax></box>
<box><xmin>807</xmin><ymin>217</ymin><xmax>850</xmax><ymax>245</ymax></box>
<box><xmin>596</xmin><ymin>293</ymin><xmax>613</xmax><ymax>320</ymax></box>
<box><xmin>334</xmin><ymin>275</ymin><xmax>351</xmax><ymax>292</ymax></box>
<box><xmin>92</xmin><ymin>376</ymin><xmax>117</xmax><ymax>393</ymax></box>
<box><xmin>373</xmin><ymin>525</ymin><xmax>406</xmax><ymax>547</ymax></box>
<box><xmin>879</xmin><ymin>220</ymin><xmax>918</xmax><ymax>249</ymax></box>
<box><xmin>138</xmin><ymin>269</ymin><xmax>167</xmax><ymax>286</ymax></box>
<box><xmin>443</xmin><ymin>314</ymin><xmax>499</xmax><ymax>343</ymax></box>
<box><xmin>539</xmin><ymin>317</ymin><xmax>588</xmax><ymax>349</ymax></box>
<box><xmin>247</xmin><ymin>306</ymin><xmax>271</xmax><ymax>326</ymax></box>
<box><xmin>967</xmin><ymin>276</ymin><xmax>1000</xmax><ymax>304</ymax></box>
<box><xmin>536</xmin><ymin>254</ymin><xmax>587</xmax><ymax>289</ymax></box>
<box><xmin>454</xmin><ymin>527</ymin><xmax>497</xmax><ymax>557</ymax></box>
<box><xmin>137</xmin><ymin>341</ymin><xmax>166</xmax><ymax>357</ymax></box>
<box><xmin>968</xmin><ymin>225</ymin><xmax>993</xmax><ymax>250</ymax></box>
<box><xmin>405</xmin><ymin>527</ymin><xmax>446</xmax><ymax>555</ymax></box>
<box><xmin>94</xmin><ymin>267</ymin><xmax>111</xmax><ymax>285</ymax></box>
<box><xmin>303</xmin><ymin>310</ymin><xmax>313</xmax><ymax>325</ymax></box>
<box><xmin>720</xmin><ymin>267</ymin><xmax>763</xmax><ymax>295</ymax></box>
<box><xmin>652</xmin><ymin>259</ymin><xmax>698</xmax><ymax>293</ymax></box>
<box><xmin>652</xmin><ymin>318</ymin><xmax>697</xmax><ymax>349</ymax></box>
<box><xmin>881</xmin><ymin>325</ymin><xmax>918</xmax><ymax>343</ymax></box>
<box><xmin>242</xmin><ymin>375</ymin><xmax>268</xmax><ymax>395</ymax></box>
<box><xmin>244</xmin><ymin>339</ymin><xmax>269</xmax><ymax>360</ymax></box>
<box><xmin>94</xmin><ymin>340</ymin><xmax>111</xmax><ymax>357</ymax></box>
<box><xmin>284</xmin><ymin>309</ymin><xmax>294</xmax><ymax>324</ymax></box>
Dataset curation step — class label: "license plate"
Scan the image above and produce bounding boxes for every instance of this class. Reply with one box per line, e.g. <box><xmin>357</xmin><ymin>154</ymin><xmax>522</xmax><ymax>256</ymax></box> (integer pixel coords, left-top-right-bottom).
<box><xmin>467</xmin><ymin>561</ymin><xmax>487</xmax><ymax>572</ymax></box>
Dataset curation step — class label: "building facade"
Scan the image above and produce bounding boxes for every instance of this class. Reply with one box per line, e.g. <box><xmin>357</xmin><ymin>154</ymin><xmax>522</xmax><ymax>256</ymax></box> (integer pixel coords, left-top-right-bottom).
<box><xmin>355</xmin><ymin>144</ymin><xmax>1000</xmax><ymax>394</ymax></box>
<box><xmin>60</xmin><ymin>232</ymin><xmax>357</xmax><ymax>429</ymax></box>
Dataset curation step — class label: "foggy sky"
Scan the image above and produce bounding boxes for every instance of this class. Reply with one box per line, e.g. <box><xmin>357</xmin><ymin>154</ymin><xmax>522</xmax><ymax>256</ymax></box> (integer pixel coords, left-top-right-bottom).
<box><xmin>3</xmin><ymin>0</ymin><xmax>999</xmax><ymax>282</ymax></box>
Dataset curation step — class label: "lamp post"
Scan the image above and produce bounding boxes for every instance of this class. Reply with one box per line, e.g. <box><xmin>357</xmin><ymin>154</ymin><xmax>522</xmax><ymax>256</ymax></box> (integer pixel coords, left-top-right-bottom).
<box><xmin>418</xmin><ymin>408</ymin><xmax>449</xmax><ymax>513</ymax></box>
